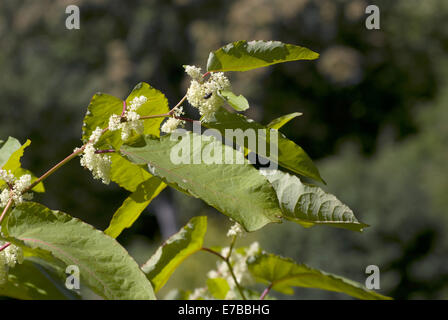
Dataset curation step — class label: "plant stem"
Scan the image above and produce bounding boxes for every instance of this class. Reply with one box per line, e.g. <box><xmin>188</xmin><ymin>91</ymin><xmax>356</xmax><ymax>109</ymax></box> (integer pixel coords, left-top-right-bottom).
<box><xmin>201</xmin><ymin>247</ymin><xmax>247</xmax><ymax>300</ymax></box>
<box><xmin>24</xmin><ymin>147</ymin><xmax>85</xmax><ymax>193</ymax></box>
<box><xmin>227</xmin><ymin>236</ymin><xmax>237</xmax><ymax>260</ymax></box>
<box><xmin>140</xmin><ymin>113</ymin><xmax>171</xmax><ymax>120</ymax></box>
<box><xmin>173</xmin><ymin>115</ymin><xmax>197</xmax><ymax>123</ymax></box>
<box><xmin>170</xmin><ymin>94</ymin><xmax>188</xmax><ymax>113</ymax></box>
<box><xmin>260</xmin><ymin>283</ymin><xmax>273</xmax><ymax>300</ymax></box>
<box><xmin>0</xmin><ymin>242</ymin><xmax>11</xmax><ymax>253</ymax></box>
<box><xmin>121</xmin><ymin>100</ymin><xmax>127</xmax><ymax>117</ymax></box>
<box><xmin>201</xmin><ymin>247</ymin><xmax>225</xmax><ymax>260</ymax></box>
<box><xmin>0</xmin><ymin>198</ymin><xmax>13</xmax><ymax>225</ymax></box>
<box><xmin>225</xmin><ymin>259</ymin><xmax>247</xmax><ymax>300</ymax></box>
<box><xmin>94</xmin><ymin>149</ymin><xmax>116</xmax><ymax>154</ymax></box>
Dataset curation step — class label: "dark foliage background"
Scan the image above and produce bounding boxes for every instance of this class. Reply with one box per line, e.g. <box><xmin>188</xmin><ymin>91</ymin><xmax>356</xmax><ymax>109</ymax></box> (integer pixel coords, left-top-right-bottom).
<box><xmin>0</xmin><ymin>0</ymin><xmax>447</xmax><ymax>299</ymax></box>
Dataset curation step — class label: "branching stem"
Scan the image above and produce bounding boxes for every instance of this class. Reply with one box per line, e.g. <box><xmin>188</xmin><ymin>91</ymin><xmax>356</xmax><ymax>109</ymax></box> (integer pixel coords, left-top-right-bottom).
<box><xmin>201</xmin><ymin>246</ymin><xmax>247</xmax><ymax>300</ymax></box>
<box><xmin>0</xmin><ymin>198</ymin><xmax>13</xmax><ymax>225</ymax></box>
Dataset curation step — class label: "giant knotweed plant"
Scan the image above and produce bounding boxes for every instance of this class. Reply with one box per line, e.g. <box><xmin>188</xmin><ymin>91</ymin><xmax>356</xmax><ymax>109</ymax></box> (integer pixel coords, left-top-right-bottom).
<box><xmin>0</xmin><ymin>41</ymin><xmax>390</xmax><ymax>300</ymax></box>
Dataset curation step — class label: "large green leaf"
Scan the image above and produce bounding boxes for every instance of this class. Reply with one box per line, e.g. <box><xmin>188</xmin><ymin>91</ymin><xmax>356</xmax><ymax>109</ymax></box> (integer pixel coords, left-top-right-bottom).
<box><xmin>81</xmin><ymin>82</ymin><xmax>169</xmax><ymax>192</ymax></box>
<box><xmin>247</xmin><ymin>253</ymin><xmax>391</xmax><ymax>300</ymax></box>
<box><xmin>82</xmin><ymin>82</ymin><xmax>169</xmax><ymax>149</ymax></box>
<box><xmin>203</xmin><ymin>108</ymin><xmax>324</xmax><ymax>184</ymax></box>
<box><xmin>141</xmin><ymin>216</ymin><xmax>207</xmax><ymax>292</ymax></box>
<box><xmin>207</xmin><ymin>40</ymin><xmax>319</xmax><ymax>72</ymax></box>
<box><xmin>261</xmin><ymin>169</ymin><xmax>367</xmax><ymax>232</ymax></box>
<box><xmin>121</xmin><ymin>133</ymin><xmax>283</xmax><ymax>231</ymax></box>
<box><xmin>2</xmin><ymin>202</ymin><xmax>155</xmax><ymax>300</ymax></box>
<box><xmin>0</xmin><ymin>260</ymin><xmax>79</xmax><ymax>300</ymax></box>
<box><xmin>105</xmin><ymin>177</ymin><xmax>167</xmax><ymax>238</ymax></box>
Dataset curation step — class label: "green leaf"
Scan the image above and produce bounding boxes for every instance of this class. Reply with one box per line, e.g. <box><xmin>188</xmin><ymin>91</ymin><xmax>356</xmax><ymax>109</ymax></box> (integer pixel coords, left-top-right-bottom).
<box><xmin>82</xmin><ymin>82</ymin><xmax>169</xmax><ymax>149</ymax></box>
<box><xmin>203</xmin><ymin>108</ymin><xmax>325</xmax><ymax>184</ymax></box>
<box><xmin>207</xmin><ymin>40</ymin><xmax>319</xmax><ymax>72</ymax></box>
<box><xmin>105</xmin><ymin>177</ymin><xmax>166</xmax><ymax>238</ymax></box>
<box><xmin>2</xmin><ymin>139</ymin><xmax>31</xmax><ymax>172</ymax></box>
<box><xmin>82</xmin><ymin>92</ymin><xmax>122</xmax><ymax>146</ymax></box>
<box><xmin>141</xmin><ymin>216</ymin><xmax>207</xmax><ymax>292</ymax></box>
<box><xmin>0</xmin><ymin>138</ymin><xmax>44</xmax><ymax>193</ymax></box>
<box><xmin>217</xmin><ymin>90</ymin><xmax>249</xmax><ymax>111</ymax></box>
<box><xmin>81</xmin><ymin>83</ymin><xmax>169</xmax><ymax>192</ymax></box>
<box><xmin>121</xmin><ymin>133</ymin><xmax>283</xmax><ymax>231</ymax></box>
<box><xmin>207</xmin><ymin>278</ymin><xmax>230</xmax><ymax>300</ymax></box>
<box><xmin>0</xmin><ymin>137</ymin><xmax>21</xmax><ymax>167</ymax></box>
<box><xmin>0</xmin><ymin>260</ymin><xmax>79</xmax><ymax>300</ymax></box>
<box><xmin>267</xmin><ymin>112</ymin><xmax>302</xmax><ymax>130</ymax></box>
<box><xmin>247</xmin><ymin>253</ymin><xmax>391</xmax><ymax>300</ymax></box>
<box><xmin>261</xmin><ymin>170</ymin><xmax>368</xmax><ymax>232</ymax></box>
<box><xmin>2</xmin><ymin>202</ymin><xmax>155</xmax><ymax>300</ymax></box>
<box><xmin>109</xmin><ymin>153</ymin><xmax>153</xmax><ymax>192</ymax></box>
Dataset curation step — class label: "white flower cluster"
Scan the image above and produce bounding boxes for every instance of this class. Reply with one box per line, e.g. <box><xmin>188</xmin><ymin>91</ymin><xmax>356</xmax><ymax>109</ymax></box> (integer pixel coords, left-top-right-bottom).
<box><xmin>188</xmin><ymin>287</ymin><xmax>209</xmax><ymax>300</ymax></box>
<box><xmin>207</xmin><ymin>242</ymin><xmax>260</xmax><ymax>300</ymax></box>
<box><xmin>184</xmin><ymin>65</ymin><xmax>202</xmax><ymax>81</ymax></box>
<box><xmin>109</xmin><ymin>95</ymin><xmax>148</xmax><ymax>140</ymax></box>
<box><xmin>0</xmin><ymin>242</ymin><xmax>24</xmax><ymax>284</ymax></box>
<box><xmin>185</xmin><ymin>65</ymin><xmax>231</xmax><ymax>122</ymax></box>
<box><xmin>161</xmin><ymin>107</ymin><xmax>186</xmax><ymax>134</ymax></box>
<box><xmin>227</xmin><ymin>222</ymin><xmax>245</xmax><ymax>238</ymax></box>
<box><xmin>0</xmin><ymin>170</ymin><xmax>33</xmax><ymax>207</ymax></box>
<box><xmin>76</xmin><ymin>127</ymin><xmax>111</xmax><ymax>185</ymax></box>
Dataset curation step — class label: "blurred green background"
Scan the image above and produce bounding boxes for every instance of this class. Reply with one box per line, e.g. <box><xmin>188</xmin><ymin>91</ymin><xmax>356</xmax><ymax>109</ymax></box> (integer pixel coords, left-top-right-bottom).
<box><xmin>0</xmin><ymin>0</ymin><xmax>447</xmax><ymax>299</ymax></box>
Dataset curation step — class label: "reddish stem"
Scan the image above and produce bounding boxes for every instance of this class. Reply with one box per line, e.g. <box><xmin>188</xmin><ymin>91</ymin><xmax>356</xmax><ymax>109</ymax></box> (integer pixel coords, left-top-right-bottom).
<box><xmin>94</xmin><ymin>149</ymin><xmax>116</xmax><ymax>154</ymax></box>
<box><xmin>0</xmin><ymin>242</ymin><xmax>11</xmax><ymax>253</ymax></box>
<box><xmin>0</xmin><ymin>198</ymin><xmax>13</xmax><ymax>226</ymax></box>
<box><xmin>173</xmin><ymin>115</ymin><xmax>197</xmax><ymax>123</ymax></box>
<box><xmin>260</xmin><ymin>283</ymin><xmax>273</xmax><ymax>300</ymax></box>
<box><xmin>121</xmin><ymin>100</ymin><xmax>127</xmax><ymax>117</ymax></box>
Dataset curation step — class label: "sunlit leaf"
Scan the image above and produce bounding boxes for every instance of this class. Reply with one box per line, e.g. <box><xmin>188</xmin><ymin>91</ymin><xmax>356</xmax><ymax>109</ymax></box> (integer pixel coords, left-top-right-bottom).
<box><xmin>217</xmin><ymin>90</ymin><xmax>249</xmax><ymax>111</ymax></box>
<box><xmin>267</xmin><ymin>112</ymin><xmax>302</xmax><ymax>130</ymax></box>
<box><xmin>142</xmin><ymin>216</ymin><xmax>207</xmax><ymax>292</ymax></box>
<box><xmin>207</xmin><ymin>40</ymin><xmax>319</xmax><ymax>72</ymax></box>
<box><xmin>105</xmin><ymin>177</ymin><xmax>166</xmax><ymax>238</ymax></box>
<box><xmin>0</xmin><ymin>138</ymin><xmax>44</xmax><ymax>193</ymax></box>
<box><xmin>82</xmin><ymin>82</ymin><xmax>169</xmax><ymax>150</ymax></box>
<box><xmin>247</xmin><ymin>253</ymin><xmax>391</xmax><ymax>300</ymax></box>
